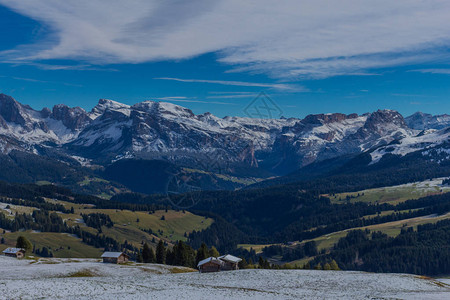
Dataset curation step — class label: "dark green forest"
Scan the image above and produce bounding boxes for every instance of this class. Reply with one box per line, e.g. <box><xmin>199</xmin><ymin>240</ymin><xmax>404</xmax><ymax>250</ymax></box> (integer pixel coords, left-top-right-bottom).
<box><xmin>311</xmin><ymin>220</ymin><xmax>450</xmax><ymax>276</ymax></box>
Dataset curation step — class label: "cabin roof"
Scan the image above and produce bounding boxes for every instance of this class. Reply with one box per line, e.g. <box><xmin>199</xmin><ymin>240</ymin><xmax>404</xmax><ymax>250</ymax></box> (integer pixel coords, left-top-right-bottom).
<box><xmin>197</xmin><ymin>257</ymin><xmax>223</xmax><ymax>267</ymax></box>
<box><xmin>101</xmin><ymin>252</ymin><xmax>126</xmax><ymax>258</ymax></box>
<box><xmin>2</xmin><ymin>247</ymin><xmax>25</xmax><ymax>254</ymax></box>
<box><xmin>218</xmin><ymin>254</ymin><xmax>242</xmax><ymax>263</ymax></box>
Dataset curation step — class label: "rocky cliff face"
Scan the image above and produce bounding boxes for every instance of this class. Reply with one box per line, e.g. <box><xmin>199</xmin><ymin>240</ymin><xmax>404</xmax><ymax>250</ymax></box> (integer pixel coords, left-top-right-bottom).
<box><xmin>52</xmin><ymin>104</ymin><xmax>91</xmax><ymax>131</ymax></box>
<box><xmin>0</xmin><ymin>93</ymin><xmax>449</xmax><ymax>174</ymax></box>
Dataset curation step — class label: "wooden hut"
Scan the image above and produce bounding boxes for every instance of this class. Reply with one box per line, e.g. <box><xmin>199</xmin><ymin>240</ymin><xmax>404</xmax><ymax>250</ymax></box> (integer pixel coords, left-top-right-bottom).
<box><xmin>101</xmin><ymin>251</ymin><xmax>129</xmax><ymax>264</ymax></box>
<box><xmin>2</xmin><ymin>248</ymin><xmax>25</xmax><ymax>259</ymax></box>
<box><xmin>197</xmin><ymin>257</ymin><xmax>223</xmax><ymax>273</ymax></box>
<box><xmin>218</xmin><ymin>254</ymin><xmax>242</xmax><ymax>271</ymax></box>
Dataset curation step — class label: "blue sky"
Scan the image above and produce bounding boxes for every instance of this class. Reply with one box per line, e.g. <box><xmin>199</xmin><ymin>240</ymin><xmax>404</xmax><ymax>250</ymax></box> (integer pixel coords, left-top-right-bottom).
<box><xmin>1</xmin><ymin>1</ymin><xmax>450</xmax><ymax>118</ymax></box>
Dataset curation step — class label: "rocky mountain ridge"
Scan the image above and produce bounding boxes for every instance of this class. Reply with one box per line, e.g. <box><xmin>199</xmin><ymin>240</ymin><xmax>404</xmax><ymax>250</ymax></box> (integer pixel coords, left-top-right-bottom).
<box><xmin>0</xmin><ymin>93</ymin><xmax>448</xmax><ymax>175</ymax></box>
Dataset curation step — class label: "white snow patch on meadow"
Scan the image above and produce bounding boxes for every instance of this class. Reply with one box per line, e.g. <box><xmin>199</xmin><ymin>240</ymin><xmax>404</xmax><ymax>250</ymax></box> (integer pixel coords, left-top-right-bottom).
<box><xmin>0</xmin><ymin>256</ymin><xmax>449</xmax><ymax>299</ymax></box>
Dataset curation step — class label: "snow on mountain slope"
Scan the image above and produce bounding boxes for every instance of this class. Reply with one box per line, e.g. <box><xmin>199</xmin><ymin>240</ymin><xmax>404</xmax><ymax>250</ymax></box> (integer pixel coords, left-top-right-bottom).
<box><xmin>70</xmin><ymin>99</ymin><xmax>300</xmax><ymax>167</ymax></box>
<box><xmin>89</xmin><ymin>98</ymin><xmax>131</xmax><ymax>119</ymax></box>
<box><xmin>72</xmin><ymin>104</ymin><xmax>423</xmax><ymax>174</ymax></box>
<box><xmin>1</xmin><ymin>93</ymin><xmax>448</xmax><ymax>174</ymax></box>
<box><xmin>406</xmin><ymin>112</ymin><xmax>450</xmax><ymax>130</ymax></box>
<box><xmin>0</xmin><ymin>94</ymin><xmax>91</xmax><ymax>148</ymax></box>
<box><xmin>269</xmin><ymin>110</ymin><xmax>417</xmax><ymax>170</ymax></box>
<box><xmin>370</xmin><ymin>127</ymin><xmax>450</xmax><ymax>164</ymax></box>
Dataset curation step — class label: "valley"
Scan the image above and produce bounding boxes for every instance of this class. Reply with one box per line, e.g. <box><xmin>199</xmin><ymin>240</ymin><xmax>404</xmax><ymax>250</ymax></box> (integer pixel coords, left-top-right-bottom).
<box><xmin>0</xmin><ymin>92</ymin><xmax>449</xmax><ymax>281</ymax></box>
<box><xmin>2</xmin><ymin>2</ymin><xmax>450</xmax><ymax>298</ymax></box>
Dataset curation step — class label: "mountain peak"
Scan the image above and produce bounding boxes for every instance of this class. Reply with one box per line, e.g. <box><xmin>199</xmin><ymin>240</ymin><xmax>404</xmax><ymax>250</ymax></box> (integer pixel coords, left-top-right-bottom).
<box><xmin>367</xmin><ymin>109</ymin><xmax>407</xmax><ymax>128</ymax></box>
<box><xmin>90</xmin><ymin>99</ymin><xmax>130</xmax><ymax>119</ymax></box>
<box><xmin>405</xmin><ymin>111</ymin><xmax>450</xmax><ymax>130</ymax></box>
<box><xmin>52</xmin><ymin>104</ymin><xmax>91</xmax><ymax>131</ymax></box>
<box><xmin>302</xmin><ymin>113</ymin><xmax>358</xmax><ymax>125</ymax></box>
<box><xmin>0</xmin><ymin>93</ymin><xmax>26</xmax><ymax>125</ymax></box>
<box><xmin>132</xmin><ymin>101</ymin><xmax>195</xmax><ymax>118</ymax></box>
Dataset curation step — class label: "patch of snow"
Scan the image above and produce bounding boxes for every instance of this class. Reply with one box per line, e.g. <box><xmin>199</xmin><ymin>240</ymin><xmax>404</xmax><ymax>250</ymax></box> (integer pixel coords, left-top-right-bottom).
<box><xmin>370</xmin><ymin>127</ymin><xmax>450</xmax><ymax>164</ymax></box>
<box><xmin>0</xmin><ymin>256</ymin><xmax>448</xmax><ymax>299</ymax></box>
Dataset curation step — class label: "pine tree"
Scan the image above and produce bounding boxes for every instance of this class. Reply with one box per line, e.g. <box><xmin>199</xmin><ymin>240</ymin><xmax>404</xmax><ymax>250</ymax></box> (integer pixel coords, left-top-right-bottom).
<box><xmin>248</xmin><ymin>258</ymin><xmax>254</xmax><ymax>267</ymax></box>
<box><xmin>209</xmin><ymin>246</ymin><xmax>219</xmax><ymax>258</ymax></box>
<box><xmin>137</xmin><ymin>252</ymin><xmax>143</xmax><ymax>263</ymax></box>
<box><xmin>263</xmin><ymin>259</ymin><xmax>271</xmax><ymax>269</ymax></box>
<box><xmin>323</xmin><ymin>263</ymin><xmax>331</xmax><ymax>270</ymax></box>
<box><xmin>41</xmin><ymin>247</ymin><xmax>51</xmax><ymax>258</ymax></box>
<box><xmin>156</xmin><ymin>239</ymin><xmax>166</xmax><ymax>264</ymax></box>
<box><xmin>196</xmin><ymin>243</ymin><xmax>209</xmax><ymax>266</ymax></box>
<box><xmin>173</xmin><ymin>241</ymin><xmax>195</xmax><ymax>268</ymax></box>
<box><xmin>258</xmin><ymin>256</ymin><xmax>264</xmax><ymax>269</ymax></box>
<box><xmin>330</xmin><ymin>260</ymin><xmax>340</xmax><ymax>270</ymax></box>
<box><xmin>142</xmin><ymin>243</ymin><xmax>155</xmax><ymax>263</ymax></box>
<box><xmin>16</xmin><ymin>236</ymin><xmax>32</xmax><ymax>252</ymax></box>
<box><xmin>238</xmin><ymin>258</ymin><xmax>248</xmax><ymax>269</ymax></box>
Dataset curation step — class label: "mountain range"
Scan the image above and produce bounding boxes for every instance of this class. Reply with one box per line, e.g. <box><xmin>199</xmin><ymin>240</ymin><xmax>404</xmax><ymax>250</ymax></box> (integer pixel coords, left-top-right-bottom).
<box><xmin>0</xmin><ymin>93</ymin><xmax>449</xmax><ymax>191</ymax></box>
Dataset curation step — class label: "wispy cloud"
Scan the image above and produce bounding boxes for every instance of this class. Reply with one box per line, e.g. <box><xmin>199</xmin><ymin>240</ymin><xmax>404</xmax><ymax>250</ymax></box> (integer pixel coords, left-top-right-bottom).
<box><xmin>411</xmin><ymin>68</ymin><xmax>450</xmax><ymax>75</ymax></box>
<box><xmin>153</xmin><ymin>97</ymin><xmax>238</xmax><ymax>105</ymax></box>
<box><xmin>2</xmin><ymin>1</ymin><xmax>450</xmax><ymax>78</ymax></box>
<box><xmin>2</xmin><ymin>60</ymin><xmax>119</xmax><ymax>71</ymax></box>
<box><xmin>208</xmin><ymin>91</ymin><xmax>255</xmax><ymax>95</ymax></box>
<box><xmin>409</xmin><ymin>101</ymin><xmax>438</xmax><ymax>105</ymax></box>
<box><xmin>207</xmin><ymin>94</ymin><xmax>258</xmax><ymax>99</ymax></box>
<box><xmin>205</xmin><ymin>91</ymin><xmax>259</xmax><ymax>99</ymax></box>
<box><xmin>154</xmin><ymin>77</ymin><xmax>302</xmax><ymax>91</ymax></box>
<box><xmin>154</xmin><ymin>96</ymin><xmax>197</xmax><ymax>101</ymax></box>
<box><xmin>391</xmin><ymin>93</ymin><xmax>436</xmax><ymax>98</ymax></box>
<box><xmin>0</xmin><ymin>75</ymin><xmax>82</xmax><ymax>87</ymax></box>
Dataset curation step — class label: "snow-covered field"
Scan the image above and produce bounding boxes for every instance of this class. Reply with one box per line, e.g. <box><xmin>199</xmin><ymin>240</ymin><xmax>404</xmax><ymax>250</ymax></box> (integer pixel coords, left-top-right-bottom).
<box><xmin>0</xmin><ymin>256</ymin><xmax>449</xmax><ymax>299</ymax></box>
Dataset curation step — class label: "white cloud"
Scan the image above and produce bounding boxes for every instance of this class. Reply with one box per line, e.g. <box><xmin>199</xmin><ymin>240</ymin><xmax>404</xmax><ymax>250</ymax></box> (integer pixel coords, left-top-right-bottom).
<box><xmin>207</xmin><ymin>94</ymin><xmax>257</xmax><ymax>99</ymax></box>
<box><xmin>2</xmin><ymin>1</ymin><xmax>450</xmax><ymax>78</ymax></box>
<box><xmin>152</xmin><ymin>97</ymin><xmax>237</xmax><ymax>105</ymax></box>
<box><xmin>0</xmin><ymin>75</ymin><xmax>82</xmax><ymax>87</ymax></box>
<box><xmin>154</xmin><ymin>77</ymin><xmax>301</xmax><ymax>91</ymax></box>
<box><xmin>154</xmin><ymin>96</ymin><xmax>196</xmax><ymax>101</ymax></box>
<box><xmin>411</xmin><ymin>69</ymin><xmax>450</xmax><ymax>75</ymax></box>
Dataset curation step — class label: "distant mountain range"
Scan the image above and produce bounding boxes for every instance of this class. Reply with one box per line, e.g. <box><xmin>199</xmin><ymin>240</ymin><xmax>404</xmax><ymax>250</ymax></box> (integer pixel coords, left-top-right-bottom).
<box><xmin>1</xmin><ymin>93</ymin><xmax>449</xmax><ymax>180</ymax></box>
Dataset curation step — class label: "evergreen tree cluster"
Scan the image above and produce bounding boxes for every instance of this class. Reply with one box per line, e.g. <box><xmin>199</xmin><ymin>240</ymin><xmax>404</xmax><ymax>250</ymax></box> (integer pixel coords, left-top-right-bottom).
<box><xmin>0</xmin><ymin>210</ymin><xmax>67</xmax><ymax>232</ymax></box>
<box><xmin>0</xmin><ymin>196</ymin><xmax>69</xmax><ymax>213</ymax></box>
<box><xmin>311</xmin><ymin>219</ymin><xmax>450</xmax><ymax>276</ymax></box>
<box><xmin>34</xmin><ymin>247</ymin><xmax>53</xmax><ymax>257</ymax></box>
<box><xmin>262</xmin><ymin>241</ymin><xmax>318</xmax><ymax>262</ymax></box>
<box><xmin>137</xmin><ymin>240</ymin><xmax>223</xmax><ymax>269</ymax></box>
<box><xmin>81</xmin><ymin>213</ymin><xmax>114</xmax><ymax>231</ymax></box>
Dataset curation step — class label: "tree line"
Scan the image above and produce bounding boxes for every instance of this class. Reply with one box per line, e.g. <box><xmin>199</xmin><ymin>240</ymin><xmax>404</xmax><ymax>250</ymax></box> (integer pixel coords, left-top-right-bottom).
<box><xmin>310</xmin><ymin>219</ymin><xmax>450</xmax><ymax>276</ymax></box>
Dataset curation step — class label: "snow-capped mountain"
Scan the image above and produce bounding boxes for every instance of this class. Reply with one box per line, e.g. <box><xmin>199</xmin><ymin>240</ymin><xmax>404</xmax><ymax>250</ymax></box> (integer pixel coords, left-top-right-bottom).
<box><xmin>405</xmin><ymin>112</ymin><xmax>450</xmax><ymax>130</ymax></box>
<box><xmin>370</xmin><ymin>127</ymin><xmax>450</xmax><ymax>164</ymax></box>
<box><xmin>67</xmin><ymin>99</ymin><xmax>298</xmax><ymax>168</ymax></box>
<box><xmin>0</xmin><ymin>93</ymin><xmax>91</xmax><ymax>149</ymax></box>
<box><xmin>0</xmin><ymin>93</ymin><xmax>449</xmax><ymax>175</ymax></box>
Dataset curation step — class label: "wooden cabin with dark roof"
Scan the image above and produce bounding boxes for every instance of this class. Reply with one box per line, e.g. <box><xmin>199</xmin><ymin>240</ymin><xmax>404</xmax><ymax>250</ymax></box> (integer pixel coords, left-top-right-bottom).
<box><xmin>197</xmin><ymin>257</ymin><xmax>224</xmax><ymax>273</ymax></box>
<box><xmin>2</xmin><ymin>248</ymin><xmax>26</xmax><ymax>259</ymax></box>
<box><xmin>218</xmin><ymin>254</ymin><xmax>242</xmax><ymax>271</ymax></box>
<box><xmin>101</xmin><ymin>251</ymin><xmax>129</xmax><ymax>264</ymax></box>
